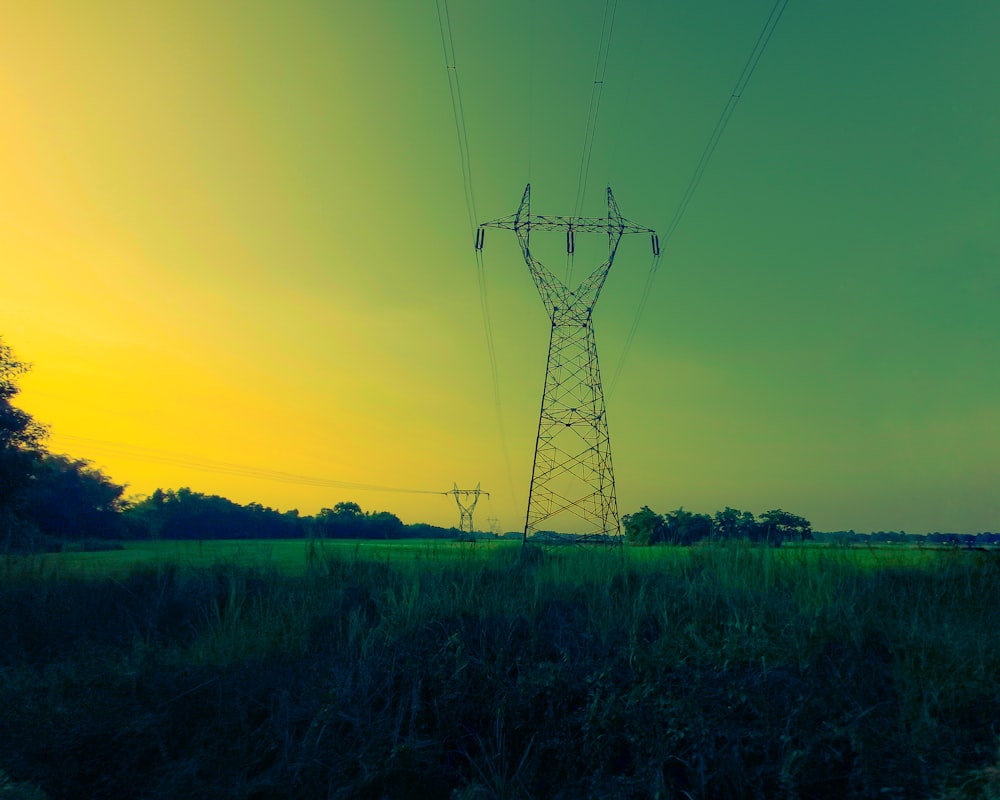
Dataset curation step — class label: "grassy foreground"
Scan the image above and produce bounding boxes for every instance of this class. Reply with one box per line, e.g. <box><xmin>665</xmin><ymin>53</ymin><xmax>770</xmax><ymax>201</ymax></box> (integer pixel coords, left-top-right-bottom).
<box><xmin>1</xmin><ymin>541</ymin><xmax>999</xmax><ymax>799</ymax></box>
<box><xmin>25</xmin><ymin>538</ymin><xmax>513</xmax><ymax>577</ymax></box>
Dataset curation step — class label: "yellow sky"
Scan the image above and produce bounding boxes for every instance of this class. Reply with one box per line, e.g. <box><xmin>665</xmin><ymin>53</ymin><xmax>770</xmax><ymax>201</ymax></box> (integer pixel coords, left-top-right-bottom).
<box><xmin>2</xmin><ymin>2</ymin><xmax>997</xmax><ymax>533</ymax></box>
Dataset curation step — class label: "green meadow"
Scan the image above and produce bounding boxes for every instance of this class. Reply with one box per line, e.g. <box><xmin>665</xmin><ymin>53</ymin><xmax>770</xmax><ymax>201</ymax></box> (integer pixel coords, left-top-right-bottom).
<box><xmin>25</xmin><ymin>538</ymin><xmax>505</xmax><ymax>576</ymax></box>
<box><xmin>2</xmin><ymin>540</ymin><xmax>999</xmax><ymax>799</ymax></box>
<box><xmin>23</xmin><ymin>536</ymin><xmax>954</xmax><ymax>576</ymax></box>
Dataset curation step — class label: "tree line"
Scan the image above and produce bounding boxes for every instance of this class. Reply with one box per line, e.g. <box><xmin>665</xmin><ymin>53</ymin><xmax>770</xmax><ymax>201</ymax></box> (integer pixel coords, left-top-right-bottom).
<box><xmin>4</xmin><ymin>338</ymin><xmax>994</xmax><ymax>552</ymax></box>
<box><xmin>0</xmin><ymin>337</ymin><xmax>452</xmax><ymax>552</ymax></box>
<box><xmin>2</xmin><ymin>339</ymin><xmax>126</xmax><ymax>551</ymax></box>
<box><xmin>123</xmin><ymin>493</ymin><xmax>447</xmax><ymax>542</ymax></box>
<box><xmin>623</xmin><ymin>505</ymin><xmax>813</xmax><ymax>546</ymax></box>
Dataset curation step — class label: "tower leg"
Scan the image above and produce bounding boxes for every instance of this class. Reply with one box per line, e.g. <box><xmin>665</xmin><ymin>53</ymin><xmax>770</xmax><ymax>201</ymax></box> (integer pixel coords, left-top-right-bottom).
<box><xmin>524</xmin><ymin>316</ymin><xmax>620</xmax><ymax>539</ymax></box>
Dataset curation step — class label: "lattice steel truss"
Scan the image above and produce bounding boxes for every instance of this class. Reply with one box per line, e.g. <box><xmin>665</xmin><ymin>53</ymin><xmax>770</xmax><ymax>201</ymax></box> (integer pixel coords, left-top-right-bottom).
<box><xmin>478</xmin><ymin>184</ymin><xmax>658</xmax><ymax>539</ymax></box>
<box><xmin>446</xmin><ymin>482</ymin><xmax>487</xmax><ymax>533</ymax></box>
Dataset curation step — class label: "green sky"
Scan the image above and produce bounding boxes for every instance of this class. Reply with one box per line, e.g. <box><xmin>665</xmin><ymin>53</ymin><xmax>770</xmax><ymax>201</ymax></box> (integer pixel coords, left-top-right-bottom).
<box><xmin>1</xmin><ymin>1</ymin><xmax>996</xmax><ymax>533</ymax></box>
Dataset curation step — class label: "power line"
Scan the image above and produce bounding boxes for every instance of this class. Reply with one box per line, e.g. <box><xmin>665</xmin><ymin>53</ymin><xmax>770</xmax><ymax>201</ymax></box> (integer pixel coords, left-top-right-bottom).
<box><xmin>527</xmin><ymin>0</ymin><xmax>535</xmax><ymax>182</ymax></box>
<box><xmin>573</xmin><ymin>0</ymin><xmax>619</xmax><ymax>218</ymax></box>
<box><xmin>435</xmin><ymin>0</ymin><xmax>518</xmax><ymax>504</ymax></box>
<box><xmin>436</xmin><ymin>0</ymin><xmax>478</xmax><ymax>233</ymax></box>
<box><xmin>475</xmin><ymin>247</ymin><xmax>518</xmax><ymax>505</ymax></box>
<box><xmin>608</xmin><ymin>0</ymin><xmax>790</xmax><ymax>397</ymax></box>
<box><xmin>603</xmin><ymin>0</ymin><xmax>654</xmax><ymax>182</ymax></box>
<box><xmin>568</xmin><ymin>0</ymin><xmax>620</xmax><ymax>286</ymax></box>
<box><xmin>49</xmin><ymin>434</ymin><xmax>447</xmax><ymax>495</ymax></box>
<box><xmin>662</xmin><ymin>0</ymin><xmax>789</xmax><ymax>246</ymax></box>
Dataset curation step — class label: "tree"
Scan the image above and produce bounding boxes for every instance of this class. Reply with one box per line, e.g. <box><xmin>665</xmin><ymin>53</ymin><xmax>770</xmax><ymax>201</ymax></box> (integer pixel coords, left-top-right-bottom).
<box><xmin>757</xmin><ymin>509</ymin><xmax>813</xmax><ymax>545</ymax></box>
<box><xmin>19</xmin><ymin>453</ymin><xmax>127</xmax><ymax>540</ymax></box>
<box><xmin>310</xmin><ymin>503</ymin><xmax>405</xmax><ymax>540</ymax></box>
<box><xmin>663</xmin><ymin>507</ymin><xmax>713</xmax><ymax>545</ymax></box>
<box><xmin>312</xmin><ymin>503</ymin><xmax>365</xmax><ymax>538</ymax></box>
<box><xmin>332</xmin><ymin>501</ymin><xmax>363</xmax><ymax>517</ymax></box>
<box><xmin>123</xmin><ymin>488</ymin><xmax>302</xmax><ymax>540</ymax></box>
<box><xmin>623</xmin><ymin>506</ymin><xmax>666</xmax><ymax>546</ymax></box>
<box><xmin>364</xmin><ymin>510</ymin><xmax>405</xmax><ymax>539</ymax></box>
<box><xmin>123</xmin><ymin>488</ymin><xmax>169</xmax><ymax>539</ymax></box>
<box><xmin>1</xmin><ymin>338</ymin><xmax>49</xmax><ymax>550</ymax></box>
<box><xmin>713</xmin><ymin>507</ymin><xmax>760</xmax><ymax>541</ymax></box>
<box><xmin>0</xmin><ymin>338</ymin><xmax>47</xmax><ymax>508</ymax></box>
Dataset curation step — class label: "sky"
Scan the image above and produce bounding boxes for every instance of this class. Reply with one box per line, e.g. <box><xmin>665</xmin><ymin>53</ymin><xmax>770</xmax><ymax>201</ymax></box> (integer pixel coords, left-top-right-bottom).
<box><xmin>1</xmin><ymin>1</ymin><xmax>997</xmax><ymax>534</ymax></box>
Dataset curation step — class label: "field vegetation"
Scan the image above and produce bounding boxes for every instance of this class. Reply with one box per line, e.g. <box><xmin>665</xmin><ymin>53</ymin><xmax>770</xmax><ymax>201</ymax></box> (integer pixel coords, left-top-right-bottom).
<box><xmin>2</xmin><ymin>540</ymin><xmax>999</xmax><ymax>799</ymax></box>
<box><xmin>4</xmin><ymin>340</ymin><xmax>999</xmax><ymax>797</ymax></box>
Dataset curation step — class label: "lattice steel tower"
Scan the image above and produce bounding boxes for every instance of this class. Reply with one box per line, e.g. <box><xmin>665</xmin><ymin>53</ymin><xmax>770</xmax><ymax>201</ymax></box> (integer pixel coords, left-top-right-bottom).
<box><xmin>477</xmin><ymin>185</ymin><xmax>658</xmax><ymax>539</ymax></box>
<box><xmin>446</xmin><ymin>483</ymin><xmax>487</xmax><ymax>533</ymax></box>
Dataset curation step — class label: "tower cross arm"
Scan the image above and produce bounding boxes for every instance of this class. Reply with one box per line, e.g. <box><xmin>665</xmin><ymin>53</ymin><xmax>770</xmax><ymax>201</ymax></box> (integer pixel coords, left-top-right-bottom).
<box><xmin>480</xmin><ymin>214</ymin><xmax>655</xmax><ymax>236</ymax></box>
<box><xmin>476</xmin><ymin>186</ymin><xmax>657</xmax><ymax>254</ymax></box>
<box><xmin>445</xmin><ymin>483</ymin><xmax>489</xmax><ymax>501</ymax></box>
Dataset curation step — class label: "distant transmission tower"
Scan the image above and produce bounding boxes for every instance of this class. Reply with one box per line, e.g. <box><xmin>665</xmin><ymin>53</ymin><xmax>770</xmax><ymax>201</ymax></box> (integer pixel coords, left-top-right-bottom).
<box><xmin>477</xmin><ymin>185</ymin><xmax>658</xmax><ymax>540</ymax></box>
<box><xmin>446</xmin><ymin>482</ymin><xmax>488</xmax><ymax>533</ymax></box>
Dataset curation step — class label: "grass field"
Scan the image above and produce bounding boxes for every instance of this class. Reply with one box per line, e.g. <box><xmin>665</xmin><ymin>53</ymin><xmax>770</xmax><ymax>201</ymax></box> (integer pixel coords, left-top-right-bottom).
<box><xmin>22</xmin><ymin>537</ymin><xmax>515</xmax><ymax>576</ymax></box>
<box><xmin>2</xmin><ymin>539</ymin><xmax>998</xmax><ymax>799</ymax></box>
<box><xmin>18</xmin><ymin>536</ymin><xmax>964</xmax><ymax>577</ymax></box>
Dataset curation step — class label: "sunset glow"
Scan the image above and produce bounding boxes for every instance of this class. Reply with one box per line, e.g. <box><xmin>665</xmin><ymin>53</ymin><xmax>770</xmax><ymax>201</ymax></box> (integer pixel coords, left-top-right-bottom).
<box><xmin>2</xmin><ymin>1</ymin><xmax>996</xmax><ymax>532</ymax></box>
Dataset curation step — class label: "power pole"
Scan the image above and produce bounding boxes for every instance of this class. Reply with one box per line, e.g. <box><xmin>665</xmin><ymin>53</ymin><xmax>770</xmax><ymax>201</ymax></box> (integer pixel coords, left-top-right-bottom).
<box><xmin>446</xmin><ymin>482</ymin><xmax>488</xmax><ymax>533</ymax></box>
<box><xmin>477</xmin><ymin>184</ymin><xmax>658</xmax><ymax>540</ymax></box>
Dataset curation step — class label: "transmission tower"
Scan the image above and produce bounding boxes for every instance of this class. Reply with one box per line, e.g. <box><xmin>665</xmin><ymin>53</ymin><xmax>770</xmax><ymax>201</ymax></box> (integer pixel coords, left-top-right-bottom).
<box><xmin>477</xmin><ymin>185</ymin><xmax>658</xmax><ymax>540</ymax></box>
<box><xmin>446</xmin><ymin>482</ymin><xmax>488</xmax><ymax>533</ymax></box>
